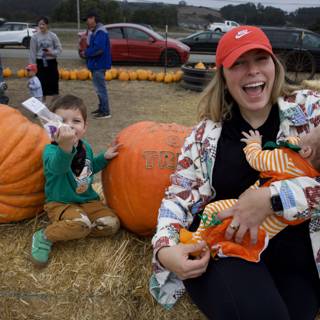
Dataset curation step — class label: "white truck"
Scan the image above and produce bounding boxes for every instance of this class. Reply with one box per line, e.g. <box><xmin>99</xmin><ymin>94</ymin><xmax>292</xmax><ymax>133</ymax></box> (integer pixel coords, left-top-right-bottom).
<box><xmin>208</xmin><ymin>20</ymin><xmax>239</xmax><ymax>33</ymax></box>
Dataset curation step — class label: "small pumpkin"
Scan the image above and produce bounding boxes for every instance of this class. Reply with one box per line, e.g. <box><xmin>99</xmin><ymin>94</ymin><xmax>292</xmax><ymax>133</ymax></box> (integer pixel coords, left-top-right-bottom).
<box><xmin>195</xmin><ymin>61</ymin><xmax>206</xmax><ymax>69</ymax></box>
<box><xmin>0</xmin><ymin>105</ymin><xmax>50</xmax><ymax>223</ymax></box>
<box><xmin>3</xmin><ymin>67</ymin><xmax>12</xmax><ymax>78</ymax></box>
<box><xmin>164</xmin><ymin>73</ymin><xmax>173</xmax><ymax>83</ymax></box>
<box><xmin>105</xmin><ymin>70</ymin><xmax>113</xmax><ymax>81</ymax></box>
<box><xmin>61</xmin><ymin>69</ymin><xmax>70</xmax><ymax>80</ymax></box>
<box><xmin>137</xmin><ymin>69</ymin><xmax>148</xmax><ymax>81</ymax></box>
<box><xmin>110</xmin><ymin>68</ymin><xmax>118</xmax><ymax>79</ymax></box>
<box><xmin>102</xmin><ymin>121</ymin><xmax>191</xmax><ymax>236</ymax></box>
<box><xmin>148</xmin><ymin>72</ymin><xmax>156</xmax><ymax>81</ymax></box>
<box><xmin>17</xmin><ymin>69</ymin><xmax>26</xmax><ymax>78</ymax></box>
<box><xmin>118</xmin><ymin>71</ymin><xmax>130</xmax><ymax>81</ymax></box>
<box><xmin>69</xmin><ymin>70</ymin><xmax>77</xmax><ymax>80</ymax></box>
<box><xmin>175</xmin><ymin>70</ymin><xmax>183</xmax><ymax>82</ymax></box>
<box><xmin>155</xmin><ymin>72</ymin><xmax>165</xmax><ymax>82</ymax></box>
<box><xmin>76</xmin><ymin>68</ymin><xmax>89</xmax><ymax>81</ymax></box>
<box><xmin>129</xmin><ymin>71</ymin><xmax>138</xmax><ymax>81</ymax></box>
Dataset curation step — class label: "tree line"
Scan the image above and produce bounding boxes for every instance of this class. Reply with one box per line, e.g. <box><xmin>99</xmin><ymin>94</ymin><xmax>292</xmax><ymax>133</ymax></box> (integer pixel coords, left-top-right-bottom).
<box><xmin>0</xmin><ymin>0</ymin><xmax>319</xmax><ymax>33</ymax></box>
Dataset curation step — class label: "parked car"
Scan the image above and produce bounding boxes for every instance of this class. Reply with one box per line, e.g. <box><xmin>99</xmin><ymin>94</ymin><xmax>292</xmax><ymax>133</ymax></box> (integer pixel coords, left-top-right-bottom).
<box><xmin>0</xmin><ymin>22</ymin><xmax>37</xmax><ymax>48</ymax></box>
<box><xmin>178</xmin><ymin>30</ymin><xmax>224</xmax><ymax>53</ymax></box>
<box><xmin>260</xmin><ymin>26</ymin><xmax>320</xmax><ymax>83</ymax></box>
<box><xmin>78</xmin><ymin>23</ymin><xmax>190</xmax><ymax>67</ymax></box>
<box><xmin>208</xmin><ymin>20</ymin><xmax>239</xmax><ymax>33</ymax></box>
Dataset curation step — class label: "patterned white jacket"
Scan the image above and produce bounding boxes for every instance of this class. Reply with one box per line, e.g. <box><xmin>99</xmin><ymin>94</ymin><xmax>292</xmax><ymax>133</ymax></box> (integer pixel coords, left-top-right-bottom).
<box><xmin>149</xmin><ymin>89</ymin><xmax>320</xmax><ymax>309</ymax></box>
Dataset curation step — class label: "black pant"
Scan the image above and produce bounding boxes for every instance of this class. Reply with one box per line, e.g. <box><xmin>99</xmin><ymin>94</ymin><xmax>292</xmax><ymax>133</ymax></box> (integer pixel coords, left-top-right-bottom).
<box><xmin>184</xmin><ymin>221</ymin><xmax>320</xmax><ymax>320</ymax></box>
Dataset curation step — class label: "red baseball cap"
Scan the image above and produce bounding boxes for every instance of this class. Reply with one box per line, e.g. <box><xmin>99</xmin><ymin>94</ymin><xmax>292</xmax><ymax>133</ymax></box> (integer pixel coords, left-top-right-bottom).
<box><xmin>216</xmin><ymin>25</ymin><xmax>274</xmax><ymax>68</ymax></box>
<box><xmin>25</xmin><ymin>63</ymin><xmax>38</xmax><ymax>73</ymax></box>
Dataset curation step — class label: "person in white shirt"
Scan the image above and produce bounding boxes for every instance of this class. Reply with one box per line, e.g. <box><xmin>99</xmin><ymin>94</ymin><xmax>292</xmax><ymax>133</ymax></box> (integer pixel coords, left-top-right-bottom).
<box><xmin>25</xmin><ymin>63</ymin><xmax>43</xmax><ymax>102</ymax></box>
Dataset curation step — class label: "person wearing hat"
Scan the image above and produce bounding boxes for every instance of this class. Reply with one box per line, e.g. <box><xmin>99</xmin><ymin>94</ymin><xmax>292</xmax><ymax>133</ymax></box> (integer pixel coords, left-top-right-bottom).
<box><xmin>149</xmin><ymin>25</ymin><xmax>320</xmax><ymax>319</ymax></box>
<box><xmin>26</xmin><ymin>63</ymin><xmax>43</xmax><ymax>102</ymax></box>
<box><xmin>81</xmin><ymin>11</ymin><xmax>112</xmax><ymax>119</ymax></box>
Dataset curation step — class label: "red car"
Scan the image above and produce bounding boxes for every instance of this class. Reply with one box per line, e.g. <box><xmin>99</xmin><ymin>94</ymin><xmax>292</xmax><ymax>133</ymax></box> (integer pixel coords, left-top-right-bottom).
<box><xmin>78</xmin><ymin>23</ymin><xmax>190</xmax><ymax>67</ymax></box>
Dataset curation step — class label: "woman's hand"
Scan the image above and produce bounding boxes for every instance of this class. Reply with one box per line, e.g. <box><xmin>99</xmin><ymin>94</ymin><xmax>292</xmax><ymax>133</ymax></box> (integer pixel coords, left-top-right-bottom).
<box><xmin>218</xmin><ymin>187</ymin><xmax>273</xmax><ymax>244</ymax></box>
<box><xmin>157</xmin><ymin>242</ymin><xmax>210</xmax><ymax>280</ymax></box>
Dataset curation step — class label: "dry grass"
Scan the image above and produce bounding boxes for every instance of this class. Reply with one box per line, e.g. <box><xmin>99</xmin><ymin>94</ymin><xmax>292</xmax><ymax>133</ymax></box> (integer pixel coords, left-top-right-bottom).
<box><xmin>1</xmin><ymin>56</ymin><xmax>320</xmax><ymax>319</ymax></box>
<box><xmin>0</xmin><ymin>58</ymin><xmax>205</xmax><ymax>319</ymax></box>
<box><xmin>0</xmin><ymin>215</ymin><xmax>205</xmax><ymax>320</ymax></box>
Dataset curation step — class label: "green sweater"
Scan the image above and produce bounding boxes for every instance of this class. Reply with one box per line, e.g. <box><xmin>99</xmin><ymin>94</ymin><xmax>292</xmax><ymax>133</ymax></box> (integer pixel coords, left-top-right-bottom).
<box><xmin>43</xmin><ymin>140</ymin><xmax>108</xmax><ymax>203</ymax></box>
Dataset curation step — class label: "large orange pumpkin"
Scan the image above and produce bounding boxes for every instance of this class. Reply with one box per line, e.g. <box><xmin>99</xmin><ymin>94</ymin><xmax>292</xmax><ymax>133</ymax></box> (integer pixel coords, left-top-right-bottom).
<box><xmin>102</xmin><ymin>121</ymin><xmax>192</xmax><ymax>236</ymax></box>
<box><xmin>0</xmin><ymin>105</ymin><xmax>50</xmax><ymax>223</ymax></box>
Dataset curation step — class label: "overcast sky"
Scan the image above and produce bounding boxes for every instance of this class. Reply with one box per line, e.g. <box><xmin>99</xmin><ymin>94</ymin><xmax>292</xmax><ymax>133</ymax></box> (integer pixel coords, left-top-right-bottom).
<box><xmin>129</xmin><ymin>0</ymin><xmax>320</xmax><ymax>13</ymax></box>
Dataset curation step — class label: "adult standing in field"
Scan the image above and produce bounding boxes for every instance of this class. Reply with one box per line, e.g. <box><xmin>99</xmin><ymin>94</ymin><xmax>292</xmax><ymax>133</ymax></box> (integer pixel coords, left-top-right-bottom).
<box><xmin>29</xmin><ymin>16</ymin><xmax>62</xmax><ymax>106</ymax></box>
<box><xmin>81</xmin><ymin>11</ymin><xmax>112</xmax><ymax>119</ymax></box>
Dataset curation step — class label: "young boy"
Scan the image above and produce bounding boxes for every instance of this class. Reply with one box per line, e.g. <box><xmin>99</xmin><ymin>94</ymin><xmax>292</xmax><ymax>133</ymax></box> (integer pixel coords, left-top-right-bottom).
<box><xmin>26</xmin><ymin>63</ymin><xmax>43</xmax><ymax>101</ymax></box>
<box><xmin>31</xmin><ymin>94</ymin><xmax>120</xmax><ymax>267</ymax></box>
<box><xmin>180</xmin><ymin>126</ymin><xmax>320</xmax><ymax>262</ymax></box>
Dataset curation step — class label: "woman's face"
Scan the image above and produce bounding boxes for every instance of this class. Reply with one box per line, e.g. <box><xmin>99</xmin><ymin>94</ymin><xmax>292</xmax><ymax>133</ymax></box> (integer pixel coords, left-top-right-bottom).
<box><xmin>38</xmin><ymin>20</ymin><xmax>48</xmax><ymax>33</ymax></box>
<box><xmin>223</xmin><ymin>49</ymin><xmax>275</xmax><ymax>116</ymax></box>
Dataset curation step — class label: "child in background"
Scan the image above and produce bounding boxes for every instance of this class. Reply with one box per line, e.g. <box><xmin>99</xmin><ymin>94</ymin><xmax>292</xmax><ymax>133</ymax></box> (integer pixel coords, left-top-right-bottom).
<box><xmin>26</xmin><ymin>64</ymin><xmax>43</xmax><ymax>101</ymax></box>
<box><xmin>0</xmin><ymin>55</ymin><xmax>8</xmax><ymax>104</ymax></box>
<box><xmin>31</xmin><ymin>94</ymin><xmax>120</xmax><ymax>267</ymax></box>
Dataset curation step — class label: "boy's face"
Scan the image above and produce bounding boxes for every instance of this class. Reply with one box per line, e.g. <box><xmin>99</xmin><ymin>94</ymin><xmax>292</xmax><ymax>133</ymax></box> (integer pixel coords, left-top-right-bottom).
<box><xmin>26</xmin><ymin>69</ymin><xmax>36</xmax><ymax>77</ymax></box>
<box><xmin>55</xmin><ymin>108</ymin><xmax>87</xmax><ymax>144</ymax></box>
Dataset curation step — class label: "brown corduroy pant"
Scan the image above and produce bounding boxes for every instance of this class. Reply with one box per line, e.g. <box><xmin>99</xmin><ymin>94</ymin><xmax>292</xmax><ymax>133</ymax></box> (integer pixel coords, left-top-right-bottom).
<box><xmin>44</xmin><ymin>200</ymin><xmax>120</xmax><ymax>242</ymax></box>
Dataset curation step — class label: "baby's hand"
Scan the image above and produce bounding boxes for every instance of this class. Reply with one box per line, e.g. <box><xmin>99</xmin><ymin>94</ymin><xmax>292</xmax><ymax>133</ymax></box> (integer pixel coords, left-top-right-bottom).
<box><xmin>241</xmin><ymin>130</ymin><xmax>262</xmax><ymax>145</ymax></box>
<box><xmin>104</xmin><ymin>141</ymin><xmax>122</xmax><ymax>160</ymax></box>
<box><xmin>54</xmin><ymin>125</ymin><xmax>76</xmax><ymax>152</ymax></box>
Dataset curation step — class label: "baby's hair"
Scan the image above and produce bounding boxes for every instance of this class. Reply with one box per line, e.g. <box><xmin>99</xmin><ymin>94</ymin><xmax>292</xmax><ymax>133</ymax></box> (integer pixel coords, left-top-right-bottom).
<box><xmin>50</xmin><ymin>94</ymin><xmax>87</xmax><ymax>122</ymax></box>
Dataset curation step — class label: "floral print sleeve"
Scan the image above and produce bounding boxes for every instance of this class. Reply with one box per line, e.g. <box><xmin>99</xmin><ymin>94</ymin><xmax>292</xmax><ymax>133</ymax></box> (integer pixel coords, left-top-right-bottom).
<box><xmin>272</xmin><ymin>90</ymin><xmax>320</xmax><ymax>221</ymax></box>
<box><xmin>149</xmin><ymin>120</ymin><xmax>221</xmax><ymax>309</ymax></box>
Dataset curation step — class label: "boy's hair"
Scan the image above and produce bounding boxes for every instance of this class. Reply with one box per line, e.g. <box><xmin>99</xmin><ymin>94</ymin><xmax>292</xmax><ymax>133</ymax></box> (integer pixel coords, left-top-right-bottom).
<box><xmin>50</xmin><ymin>94</ymin><xmax>87</xmax><ymax>122</ymax></box>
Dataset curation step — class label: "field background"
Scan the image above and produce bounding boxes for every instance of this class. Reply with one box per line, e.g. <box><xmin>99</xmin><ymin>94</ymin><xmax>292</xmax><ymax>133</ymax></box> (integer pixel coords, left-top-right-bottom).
<box><xmin>0</xmin><ymin>34</ymin><xmax>207</xmax><ymax>320</ymax></box>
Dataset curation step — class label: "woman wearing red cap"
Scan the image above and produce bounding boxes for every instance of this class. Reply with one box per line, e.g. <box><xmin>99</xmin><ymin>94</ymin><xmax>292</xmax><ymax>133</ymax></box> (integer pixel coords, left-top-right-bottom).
<box><xmin>150</xmin><ymin>25</ymin><xmax>320</xmax><ymax>319</ymax></box>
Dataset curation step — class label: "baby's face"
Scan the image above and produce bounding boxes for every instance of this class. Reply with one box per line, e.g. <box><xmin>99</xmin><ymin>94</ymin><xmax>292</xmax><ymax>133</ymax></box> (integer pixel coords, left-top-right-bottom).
<box><xmin>55</xmin><ymin>108</ymin><xmax>87</xmax><ymax>144</ymax></box>
<box><xmin>300</xmin><ymin>125</ymin><xmax>320</xmax><ymax>147</ymax></box>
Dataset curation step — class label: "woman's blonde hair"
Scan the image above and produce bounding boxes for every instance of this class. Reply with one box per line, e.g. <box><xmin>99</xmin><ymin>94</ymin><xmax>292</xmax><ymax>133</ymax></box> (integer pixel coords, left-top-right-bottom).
<box><xmin>197</xmin><ymin>56</ymin><xmax>295</xmax><ymax>122</ymax></box>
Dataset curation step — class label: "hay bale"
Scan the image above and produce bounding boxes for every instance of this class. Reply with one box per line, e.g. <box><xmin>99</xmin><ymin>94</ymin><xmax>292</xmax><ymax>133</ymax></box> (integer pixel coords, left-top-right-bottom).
<box><xmin>0</xmin><ymin>216</ymin><xmax>205</xmax><ymax>320</ymax></box>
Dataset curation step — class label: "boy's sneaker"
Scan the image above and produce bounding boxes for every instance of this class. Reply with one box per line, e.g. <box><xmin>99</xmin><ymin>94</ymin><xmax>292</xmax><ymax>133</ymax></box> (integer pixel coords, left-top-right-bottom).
<box><xmin>94</xmin><ymin>112</ymin><xmax>112</xmax><ymax>119</ymax></box>
<box><xmin>91</xmin><ymin>109</ymin><xmax>100</xmax><ymax>115</ymax></box>
<box><xmin>31</xmin><ymin>229</ymin><xmax>52</xmax><ymax>267</ymax></box>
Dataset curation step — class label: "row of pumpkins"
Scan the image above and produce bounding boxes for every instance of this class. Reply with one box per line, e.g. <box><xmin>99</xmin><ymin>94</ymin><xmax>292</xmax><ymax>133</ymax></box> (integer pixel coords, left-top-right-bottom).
<box><xmin>2</xmin><ymin>67</ymin><xmax>184</xmax><ymax>83</ymax></box>
<box><xmin>0</xmin><ymin>105</ymin><xmax>191</xmax><ymax>236</ymax></box>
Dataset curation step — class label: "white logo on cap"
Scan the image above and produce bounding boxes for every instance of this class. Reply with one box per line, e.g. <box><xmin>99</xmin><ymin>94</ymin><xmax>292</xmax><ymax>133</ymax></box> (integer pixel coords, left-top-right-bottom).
<box><xmin>235</xmin><ymin>29</ymin><xmax>252</xmax><ymax>39</ymax></box>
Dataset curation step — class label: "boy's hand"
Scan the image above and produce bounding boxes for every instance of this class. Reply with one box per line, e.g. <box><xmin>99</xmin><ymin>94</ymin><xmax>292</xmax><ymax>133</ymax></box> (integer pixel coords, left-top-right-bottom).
<box><xmin>104</xmin><ymin>141</ymin><xmax>122</xmax><ymax>160</ymax></box>
<box><xmin>54</xmin><ymin>125</ymin><xmax>77</xmax><ymax>153</ymax></box>
<box><xmin>241</xmin><ymin>130</ymin><xmax>262</xmax><ymax>145</ymax></box>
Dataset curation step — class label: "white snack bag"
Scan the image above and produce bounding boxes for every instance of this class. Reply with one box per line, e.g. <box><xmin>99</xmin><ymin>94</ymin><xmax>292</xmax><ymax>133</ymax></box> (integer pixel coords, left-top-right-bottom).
<box><xmin>22</xmin><ymin>97</ymin><xmax>66</xmax><ymax>139</ymax></box>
